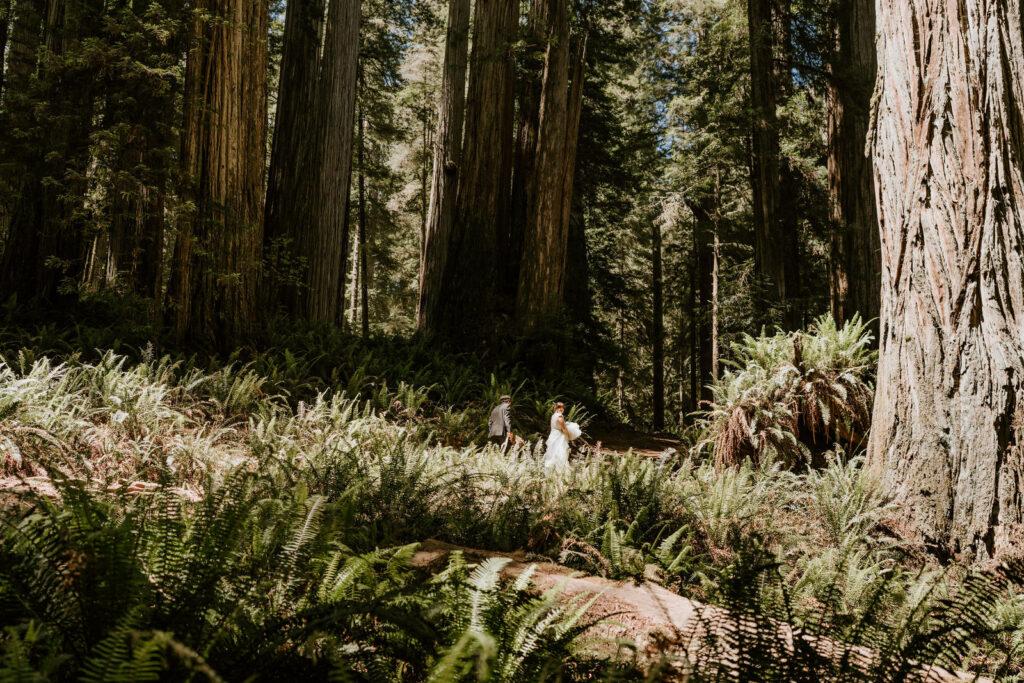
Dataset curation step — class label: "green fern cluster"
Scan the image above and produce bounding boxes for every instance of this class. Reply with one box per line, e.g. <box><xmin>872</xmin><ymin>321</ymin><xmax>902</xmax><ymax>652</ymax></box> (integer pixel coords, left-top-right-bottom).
<box><xmin>700</xmin><ymin>314</ymin><xmax>876</xmax><ymax>469</ymax></box>
<box><xmin>0</xmin><ymin>473</ymin><xmax>609</xmax><ymax>681</ymax></box>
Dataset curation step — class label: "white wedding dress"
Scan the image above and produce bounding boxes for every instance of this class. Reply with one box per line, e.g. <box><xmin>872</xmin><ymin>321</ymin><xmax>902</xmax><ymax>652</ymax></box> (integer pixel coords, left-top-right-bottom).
<box><xmin>543</xmin><ymin>412</ymin><xmax>581</xmax><ymax>470</ymax></box>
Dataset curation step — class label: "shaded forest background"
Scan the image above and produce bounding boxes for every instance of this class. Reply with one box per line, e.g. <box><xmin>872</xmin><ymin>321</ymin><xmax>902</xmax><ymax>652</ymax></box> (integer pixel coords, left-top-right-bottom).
<box><xmin>0</xmin><ymin>0</ymin><xmax>876</xmax><ymax>432</ymax></box>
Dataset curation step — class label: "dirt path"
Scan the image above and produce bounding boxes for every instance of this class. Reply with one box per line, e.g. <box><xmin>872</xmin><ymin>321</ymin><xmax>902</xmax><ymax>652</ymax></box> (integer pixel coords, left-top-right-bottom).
<box><xmin>583</xmin><ymin>423</ymin><xmax>684</xmax><ymax>458</ymax></box>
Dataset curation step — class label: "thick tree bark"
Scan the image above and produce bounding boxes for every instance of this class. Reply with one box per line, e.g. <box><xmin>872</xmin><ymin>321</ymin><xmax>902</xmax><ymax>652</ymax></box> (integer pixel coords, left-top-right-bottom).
<box><xmin>294</xmin><ymin>0</ymin><xmax>359</xmax><ymax>324</ymax></box>
<box><xmin>439</xmin><ymin>0</ymin><xmax>517</xmax><ymax>341</ymax></box>
<box><xmin>506</xmin><ymin>0</ymin><xmax>548</xmax><ymax>306</ymax></box>
<box><xmin>747</xmin><ymin>0</ymin><xmax>798</xmax><ymax>328</ymax></box>
<box><xmin>652</xmin><ymin>214</ymin><xmax>665</xmax><ymax>431</ymax></box>
<box><xmin>167</xmin><ymin>0</ymin><xmax>267</xmax><ymax>344</ymax></box>
<box><xmin>868</xmin><ymin>0</ymin><xmax>1024</xmax><ymax>560</ymax></box>
<box><xmin>0</xmin><ymin>0</ymin><xmax>97</xmax><ymax>302</ymax></box>
<box><xmin>264</xmin><ymin>0</ymin><xmax>324</xmax><ymax>303</ymax></box>
<box><xmin>416</xmin><ymin>0</ymin><xmax>469</xmax><ymax>334</ymax></box>
<box><xmin>827</xmin><ymin>0</ymin><xmax>878</xmax><ymax>326</ymax></box>
<box><xmin>516</xmin><ymin>0</ymin><xmax>571</xmax><ymax>330</ymax></box>
<box><xmin>0</xmin><ymin>0</ymin><xmax>44</xmax><ymax>300</ymax></box>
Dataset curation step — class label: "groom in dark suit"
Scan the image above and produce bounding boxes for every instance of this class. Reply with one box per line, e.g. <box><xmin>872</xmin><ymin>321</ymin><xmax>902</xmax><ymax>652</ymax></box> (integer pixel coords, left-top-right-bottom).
<box><xmin>487</xmin><ymin>395</ymin><xmax>514</xmax><ymax>451</ymax></box>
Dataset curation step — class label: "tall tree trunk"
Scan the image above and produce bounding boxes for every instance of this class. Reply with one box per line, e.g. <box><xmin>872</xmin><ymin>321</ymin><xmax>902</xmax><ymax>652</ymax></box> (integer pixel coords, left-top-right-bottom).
<box><xmin>688</xmin><ymin>196</ymin><xmax>716</xmax><ymax>404</ymax></box>
<box><xmin>747</xmin><ymin>0</ymin><xmax>798</xmax><ymax>328</ymax></box>
<box><xmin>827</xmin><ymin>0</ymin><xmax>878</xmax><ymax>326</ymax></box>
<box><xmin>348</xmin><ymin>229</ymin><xmax>359</xmax><ymax>326</ymax></box>
<box><xmin>651</xmin><ymin>213</ymin><xmax>665</xmax><ymax>431</ymax></box>
<box><xmin>506</xmin><ymin>0</ymin><xmax>547</xmax><ymax>306</ymax></box>
<box><xmin>416</xmin><ymin>0</ymin><xmax>469</xmax><ymax>334</ymax></box>
<box><xmin>0</xmin><ymin>0</ymin><xmax>12</xmax><ymax>97</ymax></box>
<box><xmin>516</xmin><ymin>0</ymin><xmax>571</xmax><ymax>330</ymax></box>
<box><xmin>439</xmin><ymin>0</ymin><xmax>516</xmax><ymax>342</ymax></box>
<box><xmin>357</xmin><ymin>102</ymin><xmax>368</xmax><ymax>339</ymax></box>
<box><xmin>263</xmin><ymin>0</ymin><xmax>324</xmax><ymax>305</ymax></box>
<box><xmin>0</xmin><ymin>0</ymin><xmax>43</xmax><ymax>300</ymax></box>
<box><xmin>868</xmin><ymin>0</ymin><xmax>1024</xmax><ymax>560</ymax></box>
<box><xmin>167</xmin><ymin>0</ymin><xmax>267</xmax><ymax>344</ymax></box>
<box><xmin>294</xmin><ymin>0</ymin><xmax>359</xmax><ymax>324</ymax></box>
<box><xmin>0</xmin><ymin>0</ymin><xmax>97</xmax><ymax>302</ymax></box>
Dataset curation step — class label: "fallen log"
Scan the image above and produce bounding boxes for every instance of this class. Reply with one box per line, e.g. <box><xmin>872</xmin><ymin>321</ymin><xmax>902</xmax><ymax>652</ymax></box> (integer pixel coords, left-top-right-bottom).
<box><xmin>411</xmin><ymin>540</ymin><xmax>989</xmax><ymax>682</ymax></box>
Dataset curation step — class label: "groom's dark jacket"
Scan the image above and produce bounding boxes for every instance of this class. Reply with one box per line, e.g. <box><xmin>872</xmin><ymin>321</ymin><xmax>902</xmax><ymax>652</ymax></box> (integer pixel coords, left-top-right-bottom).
<box><xmin>488</xmin><ymin>403</ymin><xmax>512</xmax><ymax>438</ymax></box>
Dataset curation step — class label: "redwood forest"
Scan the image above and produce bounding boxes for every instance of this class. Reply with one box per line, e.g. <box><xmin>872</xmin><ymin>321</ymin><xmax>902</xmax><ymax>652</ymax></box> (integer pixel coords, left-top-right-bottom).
<box><xmin>1</xmin><ymin>0</ymin><xmax>1024</xmax><ymax>679</ymax></box>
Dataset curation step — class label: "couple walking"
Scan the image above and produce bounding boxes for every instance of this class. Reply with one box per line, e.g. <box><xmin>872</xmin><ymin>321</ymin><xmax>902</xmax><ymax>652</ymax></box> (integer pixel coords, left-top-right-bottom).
<box><xmin>487</xmin><ymin>396</ymin><xmax>581</xmax><ymax>469</ymax></box>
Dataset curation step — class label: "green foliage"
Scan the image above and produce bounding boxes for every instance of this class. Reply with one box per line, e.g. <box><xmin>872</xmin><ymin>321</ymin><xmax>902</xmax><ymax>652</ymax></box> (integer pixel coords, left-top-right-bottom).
<box><xmin>700</xmin><ymin>314</ymin><xmax>876</xmax><ymax>468</ymax></box>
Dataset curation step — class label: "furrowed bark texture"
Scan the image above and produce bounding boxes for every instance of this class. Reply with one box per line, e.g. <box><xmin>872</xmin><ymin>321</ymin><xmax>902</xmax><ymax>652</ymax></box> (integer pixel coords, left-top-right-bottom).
<box><xmin>516</xmin><ymin>0</ymin><xmax>572</xmax><ymax>329</ymax></box>
<box><xmin>264</xmin><ymin>0</ymin><xmax>324</xmax><ymax>304</ymax></box>
<box><xmin>0</xmin><ymin>0</ymin><xmax>98</xmax><ymax>301</ymax></box>
<box><xmin>440</xmin><ymin>0</ymin><xmax>516</xmax><ymax>341</ymax></box>
<box><xmin>294</xmin><ymin>0</ymin><xmax>359</xmax><ymax>324</ymax></box>
<box><xmin>417</xmin><ymin>0</ymin><xmax>470</xmax><ymax>334</ymax></box>
<box><xmin>747</xmin><ymin>0</ymin><xmax>799</xmax><ymax>328</ymax></box>
<box><xmin>827</xmin><ymin>0</ymin><xmax>879</xmax><ymax>325</ymax></box>
<box><xmin>168</xmin><ymin>0</ymin><xmax>267</xmax><ymax>344</ymax></box>
<box><xmin>506</xmin><ymin>0</ymin><xmax>547</xmax><ymax>306</ymax></box>
<box><xmin>688</xmin><ymin>197</ymin><xmax>716</xmax><ymax>404</ymax></box>
<box><xmin>868</xmin><ymin>0</ymin><xmax>1024</xmax><ymax>559</ymax></box>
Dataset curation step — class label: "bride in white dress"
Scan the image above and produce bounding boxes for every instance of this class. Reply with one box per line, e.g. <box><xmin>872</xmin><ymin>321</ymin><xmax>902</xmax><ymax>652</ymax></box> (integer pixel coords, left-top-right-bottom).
<box><xmin>543</xmin><ymin>402</ymin><xmax>581</xmax><ymax>469</ymax></box>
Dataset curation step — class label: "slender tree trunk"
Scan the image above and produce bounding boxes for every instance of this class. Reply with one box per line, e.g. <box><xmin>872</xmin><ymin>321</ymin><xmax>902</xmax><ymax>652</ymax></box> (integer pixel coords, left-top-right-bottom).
<box><xmin>827</xmin><ymin>0</ymin><xmax>878</xmax><ymax>326</ymax></box>
<box><xmin>348</xmin><ymin>230</ymin><xmax>359</xmax><ymax>326</ymax></box>
<box><xmin>264</xmin><ymin>0</ymin><xmax>324</xmax><ymax>305</ymax></box>
<box><xmin>357</xmin><ymin>102</ymin><xmax>368</xmax><ymax>339</ymax></box>
<box><xmin>417</xmin><ymin>0</ymin><xmax>469</xmax><ymax>333</ymax></box>
<box><xmin>516</xmin><ymin>0</ymin><xmax>571</xmax><ymax>330</ymax></box>
<box><xmin>711</xmin><ymin>226</ymin><xmax>720</xmax><ymax>381</ymax></box>
<box><xmin>439</xmin><ymin>0</ymin><xmax>517</xmax><ymax>341</ymax></box>
<box><xmin>868</xmin><ymin>0</ymin><xmax>1024</xmax><ymax>560</ymax></box>
<box><xmin>0</xmin><ymin>0</ymin><xmax>11</xmax><ymax>97</ymax></box>
<box><xmin>652</xmin><ymin>214</ymin><xmax>665</xmax><ymax>431</ymax></box>
<box><xmin>689</xmin><ymin>221</ymin><xmax>699</xmax><ymax>411</ymax></box>
<box><xmin>167</xmin><ymin>0</ymin><xmax>267</xmax><ymax>344</ymax></box>
<box><xmin>616</xmin><ymin>314</ymin><xmax>624</xmax><ymax>415</ymax></box>
<box><xmin>688</xmin><ymin>196</ymin><xmax>716</xmax><ymax>404</ymax></box>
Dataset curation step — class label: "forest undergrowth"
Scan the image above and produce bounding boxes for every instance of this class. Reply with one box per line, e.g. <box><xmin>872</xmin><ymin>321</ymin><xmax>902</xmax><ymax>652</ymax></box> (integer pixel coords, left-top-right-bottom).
<box><xmin>1</xmin><ymin>312</ymin><xmax>1023</xmax><ymax>681</ymax></box>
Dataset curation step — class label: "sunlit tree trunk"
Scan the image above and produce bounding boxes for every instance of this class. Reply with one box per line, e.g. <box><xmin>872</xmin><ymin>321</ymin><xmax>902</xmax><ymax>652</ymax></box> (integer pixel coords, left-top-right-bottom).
<box><xmin>868</xmin><ymin>0</ymin><xmax>1024</xmax><ymax>560</ymax></box>
<box><xmin>417</xmin><ymin>0</ymin><xmax>469</xmax><ymax>333</ymax></box>
<box><xmin>688</xmin><ymin>196</ymin><xmax>716</xmax><ymax>404</ymax></box>
<box><xmin>168</xmin><ymin>0</ymin><xmax>267</xmax><ymax>344</ymax></box>
<box><xmin>827</xmin><ymin>0</ymin><xmax>878</xmax><ymax>325</ymax></box>
<box><xmin>357</xmin><ymin>102</ymin><xmax>368</xmax><ymax>339</ymax></box>
<box><xmin>0</xmin><ymin>0</ymin><xmax>11</xmax><ymax>97</ymax></box>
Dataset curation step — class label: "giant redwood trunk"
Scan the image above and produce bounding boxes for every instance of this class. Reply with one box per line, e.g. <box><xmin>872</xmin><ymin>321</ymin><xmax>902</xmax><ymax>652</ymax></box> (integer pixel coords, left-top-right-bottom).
<box><xmin>747</xmin><ymin>0</ymin><xmax>799</xmax><ymax>328</ymax></box>
<box><xmin>168</xmin><ymin>0</ymin><xmax>267</xmax><ymax>344</ymax></box>
<box><xmin>0</xmin><ymin>0</ymin><xmax>11</xmax><ymax>97</ymax></box>
<box><xmin>827</xmin><ymin>0</ymin><xmax>878</xmax><ymax>326</ymax></box>
<box><xmin>0</xmin><ymin>0</ymin><xmax>97</xmax><ymax>302</ymax></box>
<box><xmin>416</xmin><ymin>0</ymin><xmax>470</xmax><ymax>334</ymax></box>
<box><xmin>516</xmin><ymin>0</ymin><xmax>572</xmax><ymax>329</ymax></box>
<box><xmin>264</xmin><ymin>0</ymin><xmax>324</xmax><ymax>303</ymax></box>
<box><xmin>868</xmin><ymin>0</ymin><xmax>1024</xmax><ymax>559</ymax></box>
<box><xmin>439</xmin><ymin>0</ymin><xmax>516</xmax><ymax>341</ymax></box>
